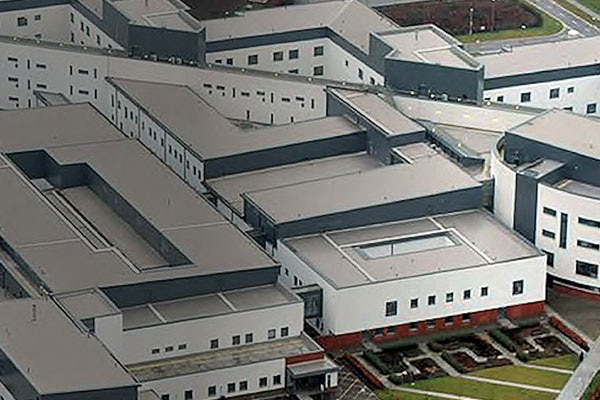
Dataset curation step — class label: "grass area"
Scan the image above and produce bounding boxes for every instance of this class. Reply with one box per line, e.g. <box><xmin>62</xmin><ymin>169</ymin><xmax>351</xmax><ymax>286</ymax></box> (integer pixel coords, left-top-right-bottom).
<box><xmin>398</xmin><ymin>376</ymin><xmax>557</xmax><ymax>400</ymax></box>
<box><xmin>529</xmin><ymin>354</ymin><xmax>580</xmax><ymax>370</ymax></box>
<box><xmin>470</xmin><ymin>365</ymin><xmax>570</xmax><ymax>390</ymax></box>
<box><xmin>378</xmin><ymin>389</ymin><xmax>448</xmax><ymax>400</ymax></box>
<box><xmin>457</xmin><ymin>10</ymin><xmax>562</xmax><ymax>43</ymax></box>
<box><xmin>556</xmin><ymin>0</ymin><xmax>600</xmax><ymax>27</ymax></box>
<box><xmin>575</xmin><ymin>0</ymin><xmax>600</xmax><ymax>15</ymax></box>
<box><xmin>582</xmin><ymin>370</ymin><xmax>600</xmax><ymax>400</ymax></box>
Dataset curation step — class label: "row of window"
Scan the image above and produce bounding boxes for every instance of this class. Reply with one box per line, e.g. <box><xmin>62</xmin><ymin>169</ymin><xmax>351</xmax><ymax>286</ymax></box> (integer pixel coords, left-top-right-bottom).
<box><xmin>518</xmin><ymin>86</ymin><xmax>575</xmax><ymax>103</ymax></box>
<box><xmin>16</xmin><ymin>14</ymin><xmax>42</xmax><ymax>27</ymax></box>
<box><xmin>6</xmin><ymin>76</ymin><xmax>47</xmax><ymax>90</ymax></box>
<box><xmin>7</xmin><ymin>56</ymin><xmax>46</xmax><ymax>70</ymax></box>
<box><xmin>246</xmin><ymin>46</ymin><xmax>323</xmax><ymax>66</ymax></box>
<box><xmin>375</xmin><ymin>314</ymin><xmax>473</xmax><ymax>335</ymax></box>
<box><xmin>203</xmin><ymin>374</ymin><xmax>282</xmax><ymax>398</ymax></box>
<box><xmin>542</xmin><ymin>248</ymin><xmax>598</xmax><ymax>279</ymax></box>
<box><xmin>151</xmin><ymin>343</ymin><xmax>187</xmax><ymax>355</ymax></box>
<box><xmin>209</xmin><ymin>327</ymin><xmax>289</xmax><ymax>349</ymax></box>
<box><xmin>385</xmin><ymin>286</ymin><xmax>493</xmax><ymax>316</ymax></box>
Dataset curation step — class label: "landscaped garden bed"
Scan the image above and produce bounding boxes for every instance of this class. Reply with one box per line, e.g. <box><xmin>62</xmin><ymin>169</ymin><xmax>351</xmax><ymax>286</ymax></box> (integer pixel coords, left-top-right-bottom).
<box><xmin>428</xmin><ymin>333</ymin><xmax>501</xmax><ymax>358</ymax></box>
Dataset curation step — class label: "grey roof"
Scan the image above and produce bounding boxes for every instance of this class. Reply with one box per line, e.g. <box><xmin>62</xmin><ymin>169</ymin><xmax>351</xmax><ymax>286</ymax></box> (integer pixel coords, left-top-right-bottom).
<box><xmin>111</xmin><ymin>78</ymin><xmax>362</xmax><ymax>160</ymax></box>
<box><xmin>129</xmin><ymin>333</ymin><xmax>321</xmax><ymax>381</ymax></box>
<box><xmin>122</xmin><ymin>284</ymin><xmax>300</xmax><ymax>330</ymax></box>
<box><xmin>0</xmin><ymin>105</ymin><xmax>276</xmax><ymax>294</ymax></box>
<box><xmin>508</xmin><ymin>108</ymin><xmax>600</xmax><ymax>160</ymax></box>
<box><xmin>201</xmin><ymin>0</ymin><xmax>398</xmax><ymax>52</ymax></box>
<box><xmin>244</xmin><ymin>152</ymin><xmax>481</xmax><ymax>224</ymax></box>
<box><xmin>330</xmin><ymin>89</ymin><xmax>425</xmax><ymax>136</ymax></box>
<box><xmin>556</xmin><ymin>179</ymin><xmax>600</xmax><ymax>200</ymax></box>
<box><xmin>109</xmin><ymin>0</ymin><xmax>200</xmax><ymax>31</ymax></box>
<box><xmin>57</xmin><ymin>290</ymin><xmax>120</xmax><ymax>321</ymax></box>
<box><xmin>477</xmin><ymin>36</ymin><xmax>600</xmax><ymax>78</ymax></box>
<box><xmin>283</xmin><ymin>210</ymin><xmax>540</xmax><ymax>288</ymax></box>
<box><xmin>0</xmin><ymin>298</ymin><xmax>136</xmax><ymax>394</ymax></box>
<box><xmin>208</xmin><ymin>152</ymin><xmax>381</xmax><ymax>213</ymax></box>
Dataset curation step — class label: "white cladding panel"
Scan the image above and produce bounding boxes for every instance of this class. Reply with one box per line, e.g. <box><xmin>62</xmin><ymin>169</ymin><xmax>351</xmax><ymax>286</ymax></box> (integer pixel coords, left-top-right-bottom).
<box><xmin>490</xmin><ymin>146</ymin><xmax>517</xmax><ymax>229</ymax></box>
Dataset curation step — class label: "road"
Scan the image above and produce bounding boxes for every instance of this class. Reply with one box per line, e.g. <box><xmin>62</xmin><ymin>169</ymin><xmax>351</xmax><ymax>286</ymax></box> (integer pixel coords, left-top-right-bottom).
<box><xmin>465</xmin><ymin>0</ymin><xmax>600</xmax><ymax>52</ymax></box>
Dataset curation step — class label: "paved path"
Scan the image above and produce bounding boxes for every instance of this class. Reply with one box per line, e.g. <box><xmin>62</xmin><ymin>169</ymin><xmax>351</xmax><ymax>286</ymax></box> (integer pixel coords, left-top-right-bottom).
<box><xmin>561</xmin><ymin>0</ymin><xmax>600</xmax><ymax>21</ymax></box>
<box><xmin>391</xmin><ymin>386</ymin><xmax>483</xmax><ymax>400</ymax></box>
<box><xmin>557</xmin><ymin>337</ymin><xmax>600</xmax><ymax>399</ymax></box>
<box><xmin>463</xmin><ymin>375</ymin><xmax>561</xmax><ymax>393</ymax></box>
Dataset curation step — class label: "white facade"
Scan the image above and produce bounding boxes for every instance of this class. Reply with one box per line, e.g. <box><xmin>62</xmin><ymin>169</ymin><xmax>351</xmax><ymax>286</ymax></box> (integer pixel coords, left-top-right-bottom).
<box><xmin>276</xmin><ymin>240</ymin><xmax>546</xmax><ymax>335</ymax></box>
<box><xmin>484</xmin><ymin>74</ymin><xmax>600</xmax><ymax>116</ymax></box>
<box><xmin>490</xmin><ymin>145</ymin><xmax>517</xmax><ymax>229</ymax></box>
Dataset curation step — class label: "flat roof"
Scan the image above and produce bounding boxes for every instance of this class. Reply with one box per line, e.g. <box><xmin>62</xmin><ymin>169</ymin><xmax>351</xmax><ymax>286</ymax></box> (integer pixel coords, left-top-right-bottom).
<box><xmin>380</xmin><ymin>27</ymin><xmax>479</xmax><ymax>70</ymax></box>
<box><xmin>201</xmin><ymin>0</ymin><xmax>397</xmax><ymax>52</ymax></box>
<box><xmin>57</xmin><ymin>290</ymin><xmax>120</xmax><ymax>321</ymax></box>
<box><xmin>110</xmin><ymin>0</ymin><xmax>199</xmax><ymax>31</ymax></box>
<box><xmin>0</xmin><ymin>298</ymin><xmax>135</xmax><ymax>394</ymax></box>
<box><xmin>0</xmin><ymin>105</ymin><xmax>276</xmax><ymax>294</ymax></box>
<box><xmin>508</xmin><ymin>108</ymin><xmax>600</xmax><ymax>160</ymax></box>
<box><xmin>111</xmin><ymin>78</ymin><xmax>362</xmax><ymax>160</ymax></box>
<box><xmin>128</xmin><ymin>333</ymin><xmax>321</xmax><ymax>381</ymax></box>
<box><xmin>331</xmin><ymin>89</ymin><xmax>425</xmax><ymax>136</ymax></box>
<box><xmin>244</xmin><ymin>151</ymin><xmax>481</xmax><ymax>224</ymax></box>
<box><xmin>122</xmin><ymin>284</ymin><xmax>299</xmax><ymax>330</ymax></box>
<box><xmin>208</xmin><ymin>152</ymin><xmax>381</xmax><ymax>213</ymax></box>
<box><xmin>283</xmin><ymin>210</ymin><xmax>540</xmax><ymax>288</ymax></box>
<box><xmin>555</xmin><ymin>179</ymin><xmax>600</xmax><ymax>200</ymax></box>
<box><xmin>477</xmin><ymin>36</ymin><xmax>600</xmax><ymax>78</ymax></box>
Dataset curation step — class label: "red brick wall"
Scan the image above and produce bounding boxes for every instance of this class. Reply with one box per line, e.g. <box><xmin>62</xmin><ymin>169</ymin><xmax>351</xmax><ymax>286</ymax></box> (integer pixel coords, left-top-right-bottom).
<box><xmin>286</xmin><ymin>351</ymin><xmax>324</xmax><ymax>365</ymax></box>
<box><xmin>554</xmin><ymin>284</ymin><xmax>600</xmax><ymax>302</ymax></box>
<box><xmin>317</xmin><ymin>331</ymin><xmax>363</xmax><ymax>350</ymax></box>
<box><xmin>505</xmin><ymin>301</ymin><xmax>544</xmax><ymax>319</ymax></box>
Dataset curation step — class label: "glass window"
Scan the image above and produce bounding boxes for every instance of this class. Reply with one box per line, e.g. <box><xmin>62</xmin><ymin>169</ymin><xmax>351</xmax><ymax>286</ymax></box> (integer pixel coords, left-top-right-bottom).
<box><xmin>210</xmin><ymin>339</ymin><xmax>218</xmax><ymax>349</ymax></box>
<box><xmin>462</xmin><ymin>313</ymin><xmax>471</xmax><ymax>323</ymax></box>
<box><xmin>444</xmin><ymin>316</ymin><xmax>454</xmax><ymax>326</ymax></box>
<box><xmin>289</xmin><ymin>49</ymin><xmax>299</xmax><ymax>59</ymax></box>
<box><xmin>579</xmin><ymin>217</ymin><xmax>600</xmax><ymax>228</ymax></box>
<box><xmin>17</xmin><ymin>16</ymin><xmax>27</xmax><ymax>27</ymax></box>
<box><xmin>273</xmin><ymin>375</ymin><xmax>282</xmax><ymax>385</ymax></box>
<box><xmin>463</xmin><ymin>289</ymin><xmax>471</xmax><ymax>300</ymax></box>
<box><xmin>481</xmin><ymin>286</ymin><xmax>489</xmax><ymax>297</ymax></box>
<box><xmin>426</xmin><ymin>319</ymin><xmax>436</xmax><ymax>329</ymax></box>
<box><xmin>445</xmin><ymin>292</ymin><xmax>454</xmax><ymax>303</ymax></box>
<box><xmin>273</xmin><ymin>51</ymin><xmax>284</xmax><ymax>62</ymax></box>
<box><xmin>578</xmin><ymin>240</ymin><xmax>600</xmax><ymax>250</ymax></box>
<box><xmin>259</xmin><ymin>377</ymin><xmax>268</xmax><ymax>388</ymax></box>
<box><xmin>232</xmin><ymin>335</ymin><xmax>240</xmax><ymax>345</ymax></box>
<box><xmin>543</xmin><ymin>207</ymin><xmax>557</xmax><ymax>216</ymax></box>
<box><xmin>427</xmin><ymin>295</ymin><xmax>436</xmax><ymax>306</ymax></box>
<box><xmin>239</xmin><ymin>381</ymin><xmax>248</xmax><ymax>391</ymax></box>
<box><xmin>512</xmin><ymin>280</ymin><xmax>524</xmax><ymax>295</ymax></box>
<box><xmin>567</xmin><ymin>86</ymin><xmax>575</xmax><ymax>93</ymax></box>
<box><xmin>281</xmin><ymin>327</ymin><xmax>289</xmax><ymax>337</ymax></box>
<box><xmin>268</xmin><ymin>329</ymin><xmax>276</xmax><ymax>339</ymax></box>
<box><xmin>543</xmin><ymin>250</ymin><xmax>555</xmax><ymax>267</ymax></box>
<box><xmin>576</xmin><ymin>260</ymin><xmax>598</xmax><ymax>278</ymax></box>
<box><xmin>520</xmin><ymin>92</ymin><xmax>531</xmax><ymax>103</ymax></box>
<box><xmin>227</xmin><ymin>383</ymin><xmax>235</xmax><ymax>393</ymax></box>
<box><xmin>410</xmin><ymin>298</ymin><xmax>418</xmax><ymax>309</ymax></box>
<box><xmin>496</xmin><ymin>95</ymin><xmax>504</xmax><ymax>102</ymax></box>
<box><xmin>208</xmin><ymin>386</ymin><xmax>216</xmax><ymax>397</ymax></box>
<box><xmin>542</xmin><ymin>229</ymin><xmax>555</xmax><ymax>239</ymax></box>
<box><xmin>313</xmin><ymin>65</ymin><xmax>324</xmax><ymax>76</ymax></box>
<box><xmin>385</xmin><ymin>300</ymin><xmax>397</xmax><ymax>316</ymax></box>
<box><xmin>409</xmin><ymin>322</ymin><xmax>418</xmax><ymax>331</ymax></box>
<box><xmin>357</xmin><ymin>232</ymin><xmax>457</xmax><ymax>260</ymax></box>
<box><xmin>549</xmin><ymin>88</ymin><xmax>559</xmax><ymax>99</ymax></box>
<box><xmin>178</xmin><ymin>343</ymin><xmax>187</xmax><ymax>350</ymax></box>
<box><xmin>313</xmin><ymin>46</ymin><xmax>324</xmax><ymax>56</ymax></box>
<box><xmin>161</xmin><ymin>395</ymin><xmax>169</xmax><ymax>400</ymax></box>
<box><xmin>245</xmin><ymin>333</ymin><xmax>253</xmax><ymax>343</ymax></box>
<box><xmin>226</xmin><ymin>58</ymin><xmax>233</xmax><ymax>65</ymax></box>
<box><xmin>247</xmin><ymin>54</ymin><xmax>258</xmax><ymax>65</ymax></box>
<box><xmin>560</xmin><ymin>213</ymin><xmax>568</xmax><ymax>249</ymax></box>
<box><xmin>587</xmin><ymin>103</ymin><xmax>597</xmax><ymax>114</ymax></box>
<box><xmin>184</xmin><ymin>390</ymin><xmax>193</xmax><ymax>400</ymax></box>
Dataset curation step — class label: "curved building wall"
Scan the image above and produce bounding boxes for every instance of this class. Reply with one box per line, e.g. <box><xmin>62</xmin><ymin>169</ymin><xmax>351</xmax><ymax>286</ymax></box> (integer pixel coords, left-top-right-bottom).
<box><xmin>490</xmin><ymin>141</ymin><xmax>516</xmax><ymax>229</ymax></box>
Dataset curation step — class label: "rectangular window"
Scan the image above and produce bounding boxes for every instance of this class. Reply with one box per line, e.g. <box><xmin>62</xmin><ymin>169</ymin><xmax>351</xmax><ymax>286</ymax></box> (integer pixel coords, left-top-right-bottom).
<box><xmin>358</xmin><ymin>68</ymin><xmax>364</xmax><ymax>80</ymax></box>
<box><xmin>240</xmin><ymin>381</ymin><xmax>248</xmax><ymax>391</ymax></box>
<box><xmin>579</xmin><ymin>217</ymin><xmax>600</xmax><ymax>228</ymax></box>
<box><xmin>232</xmin><ymin>335</ymin><xmax>241</xmax><ymax>345</ymax></box>
<box><xmin>288</xmin><ymin>69</ymin><xmax>299</xmax><ymax>74</ymax></box>
<box><xmin>259</xmin><ymin>377</ymin><xmax>268</xmax><ymax>388</ymax></box>
<box><xmin>560</xmin><ymin>213</ymin><xmax>568</xmax><ymax>249</ymax></box>
<box><xmin>578</xmin><ymin>240</ymin><xmax>600</xmax><ymax>250</ymax></box>
<box><xmin>268</xmin><ymin>329</ymin><xmax>276</xmax><ymax>339</ymax></box>
<box><xmin>289</xmin><ymin>49</ymin><xmax>299</xmax><ymax>59</ymax></box>
<box><xmin>520</xmin><ymin>92</ymin><xmax>531</xmax><ymax>103</ymax></box>
<box><xmin>313</xmin><ymin>65</ymin><xmax>324</xmax><ymax>76</ymax></box>
<box><xmin>178</xmin><ymin>343</ymin><xmax>187</xmax><ymax>350</ymax></box>
<box><xmin>227</xmin><ymin>383</ymin><xmax>235</xmax><ymax>393</ymax></box>
<box><xmin>184</xmin><ymin>390</ymin><xmax>193</xmax><ymax>400</ymax></box>
<box><xmin>445</xmin><ymin>292</ymin><xmax>454</xmax><ymax>303</ymax></box>
<box><xmin>543</xmin><ymin>250</ymin><xmax>555</xmax><ymax>267</ymax></box>
<box><xmin>245</xmin><ymin>333</ymin><xmax>253</xmax><ymax>343</ymax></box>
<box><xmin>151</xmin><ymin>348</ymin><xmax>160</xmax><ymax>354</ymax></box>
<box><xmin>273</xmin><ymin>375</ymin><xmax>282</xmax><ymax>385</ymax></box>
<box><xmin>247</xmin><ymin>54</ymin><xmax>258</xmax><ymax>65</ymax></box>
<box><xmin>410</xmin><ymin>298</ymin><xmax>418</xmax><ymax>309</ymax></box>
<box><xmin>281</xmin><ymin>327</ymin><xmax>289</xmax><ymax>337</ymax></box>
<box><xmin>481</xmin><ymin>286</ymin><xmax>489</xmax><ymax>297</ymax></box>
<box><xmin>427</xmin><ymin>295</ymin><xmax>436</xmax><ymax>306</ymax></box>
<box><xmin>17</xmin><ymin>16</ymin><xmax>27</xmax><ymax>27</ymax></box>
<box><xmin>564</xmin><ymin>106</ymin><xmax>573</xmax><ymax>111</ymax></box>
<box><xmin>543</xmin><ymin>207</ymin><xmax>557</xmax><ymax>216</ymax></box>
<box><xmin>576</xmin><ymin>260</ymin><xmax>598</xmax><ymax>278</ymax></box>
<box><xmin>210</xmin><ymin>338</ymin><xmax>218</xmax><ymax>349</ymax></box>
<box><xmin>549</xmin><ymin>88</ymin><xmax>559</xmax><ymax>99</ymax></box>
<box><xmin>36</xmin><ymin>83</ymin><xmax>47</xmax><ymax>89</ymax></box>
<box><xmin>409</xmin><ymin>322</ymin><xmax>418</xmax><ymax>332</ymax></box>
<box><xmin>357</xmin><ymin>232</ymin><xmax>458</xmax><ymax>260</ymax></box>
<box><xmin>444</xmin><ymin>316</ymin><xmax>454</xmax><ymax>326</ymax></box>
<box><xmin>542</xmin><ymin>229</ymin><xmax>555</xmax><ymax>239</ymax></box>
<box><xmin>35</xmin><ymin>63</ymin><xmax>46</xmax><ymax>69</ymax></box>
<box><xmin>587</xmin><ymin>103</ymin><xmax>597</xmax><ymax>114</ymax></box>
<box><xmin>512</xmin><ymin>280</ymin><xmax>524</xmax><ymax>295</ymax></box>
<box><xmin>385</xmin><ymin>300</ymin><xmax>397</xmax><ymax>316</ymax></box>
<box><xmin>161</xmin><ymin>395</ymin><xmax>169</xmax><ymax>400</ymax></box>
<box><xmin>463</xmin><ymin>289</ymin><xmax>471</xmax><ymax>300</ymax></box>
<box><xmin>78</xmin><ymin>68</ymin><xmax>89</xmax><ymax>75</ymax></box>
<box><xmin>226</xmin><ymin>58</ymin><xmax>233</xmax><ymax>65</ymax></box>
<box><xmin>165</xmin><ymin>346</ymin><xmax>173</xmax><ymax>352</ymax></box>
<box><xmin>426</xmin><ymin>319</ymin><xmax>436</xmax><ymax>329</ymax></box>
<box><xmin>208</xmin><ymin>386</ymin><xmax>216</xmax><ymax>397</ymax></box>
<box><xmin>496</xmin><ymin>95</ymin><xmax>504</xmax><ymax>102</ymax></box>
<box><xmin>314</xmin><ymin>46</ymin><xmax>324</xmax><ymax>56</ymax></box>
<box><xmin>567</xmin><ymin>86</ymin><xmax>575</xmax><ymax>93</ymax></box>
<box><xmin>273</xmin><ymin>51</ymin><xmax>284</xmax><ymax>62</ymax></box>
<box><xmin>462</xmin><ymin>313</ymin><xmax>471</xmax><ymax>323</ymax></box>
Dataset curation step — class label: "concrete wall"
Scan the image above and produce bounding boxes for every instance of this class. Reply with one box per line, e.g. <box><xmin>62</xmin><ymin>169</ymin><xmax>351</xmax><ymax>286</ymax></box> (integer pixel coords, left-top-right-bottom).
<box><xmin>490</xmin><ymin>143</ymin><xmax>517</xmax><ymax>229</ymax></box>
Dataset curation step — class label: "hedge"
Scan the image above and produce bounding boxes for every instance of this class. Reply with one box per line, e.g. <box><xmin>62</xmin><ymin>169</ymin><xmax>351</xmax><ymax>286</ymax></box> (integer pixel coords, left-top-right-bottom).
<box><xmin>380</xmin><ymin>340</ymin><xmax>419</xmax><ymax>353</ymax></box>
<box><xmin>490</xmin><ymin>329</ymin><xmax>517</xmax><ymax>352</ymax></box>
<box><xmin>428</xmin><ymin>341</ymin><xmax>445</xmax><ymax>352</ymax></box>
<box><xmin>441</xmin><ymin>351</ymin><xmax>469</xmax><ymax>373</ymax></box>
<box><xmin>364</xmin><ymin>350</ymin><xmax>391</xmax><ymax>375</ymax></box>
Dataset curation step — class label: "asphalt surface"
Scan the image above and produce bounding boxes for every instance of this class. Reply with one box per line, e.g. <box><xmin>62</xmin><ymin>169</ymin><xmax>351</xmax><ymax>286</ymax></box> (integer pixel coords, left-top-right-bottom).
<box><xmin>466</xmin><ymin>0</ymin><xmax>600</xmax><ymax>52</ymax></box>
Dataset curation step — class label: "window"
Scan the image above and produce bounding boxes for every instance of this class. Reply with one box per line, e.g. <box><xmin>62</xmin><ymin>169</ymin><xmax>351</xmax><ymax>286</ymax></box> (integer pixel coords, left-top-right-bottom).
<box><xmin>445</xmin><ymin>292</ymin><xmax>454</xmax><ymax>303</ymax></box>
<box><xmin>463</xmin><ymin>289</ymin><xmax>471</xmax><ymax>300</ymax></box>
<box><xmin>245</xmin><ymin>333</ymin><xmax>253</xmax><ymax>343</ymax></box>
<box><xmin>313</xmin><ymin>45</ymin><xmax>324</xmax><ymax>56</ymax></box>
<box><xmin>161</xmin><ymin>395</ymin><xmax>169</xmax><ymax>400</ymax></box>
<box><xmin>226</xmin><ymin>58</ymin><xmax>233</xmax><ymax>65</ymax></box>
<box><xmin>80</xmin><ymin>21</ymin><xmax>84</xmax><ymax>31</ymax></box>
<box><xmin>512</xmin><ymin>280</ymin><xmax>524</xmax><ymax>295</ymax></box>
<box><xmin>210</xmin><ymin>339</ymin><xmax>218</xmax><ymax>349</ymax></box>
<box><xmin>240</xmin><ymin>381</ymin><xmax>248</xmax><ymax>391</ymax></box>
<box><xmin>370</xmin><ymin>77</ymin><xmax>376</xmax><ymax>85</ymax></box>
<box><xmin>578</xmin><ymin>240</ymin><xmax>600</xmax><ymax>250</ymax></box>
<box><xmin>542</xmin><ymin>229</ymin><xmax>555</xmax><ymax>239</ymax></box>
<box><xmin>227</xmin><ymin>383</ymin><xmax>235</xmax><ymax>393</ymax></box>
<box><xmin>214</xmin><ymin>59</ymin><xmax>222</xmax><ymax>64</ymax></box>
<box><xmin>208</xmin><ymin>386</ymin><xmax>216</xmax><ymax>397</ymax></box>
<box><xmin>273</xmin><ymin>375</ymin><xmax>282</xmax><ymax>385</ymax></box>
<box><xmin>17</xmin><ymin>16</ymin><xmax>27</xmax><ymax>27</ymax></box>
<box><xmin>165</xmin><ymin>346</ymin><xmax>173</xmax><ymax>352</ymax></box>
<box><xmin>409</xmin><ymin>322</ymin><xmax>418</xmax><ymax>332</ymax></box>
<box><xmin>288</xmin><ymin>69</ymin><xmax>299</xmax><ymax>74</ymax></box>
<box><xmin>273</xmin><ymin>51</ymin><xmax>284</xmax><ymax>61</ymax></box>
<box><xmin>520</xmin><ymin>92</ymin><xmax>531</xmax><ymax>103</ymax></box>
<box><xmin>78</xmin><ymin>68</ymin><xmax>89</xmax><ymax>75</ymax></box>
<box><xmin>268</xmin><ymin>329</ymin><xmax>276</xmax><ymax>339</ymax></box>
<box><xmin>564</xmin><ymin>106</ymin><xmax>573</xmax><ymax>111</ymax></box>
<box><xmin>576</xmin><ymin>260</ymin><xmax>598</xmax><ymax>278</ymax></box>
<box><xmin>385</xmin><ymin>300</ymin><xmax>397</xmax><ymax>316</ymax></box>
<box><xmin>232</xmin><ymin>335</ymin><xmax>241</xmax><ymax>345</ymax></box>
<box><xmin>259</xmin><ymin>377</ymin><xmax>268</xmax><ymax>388</ymax></box>
<box><xmin>567</xmin><ymin>86</ymin><xmax>575</xmax><ymax>93</ymax></box>
<box><xmin>549</xmin><ymin>88</ymin><xmax>559</xmax><ymax>99</ymax></box>
<box><xmin>358</xmin><ymin>68</ymin><xmax>364</xmax><ymax>80</ymax></box>
<box><xmin>481</xmin><ymin>286</ymin><xmax>489</xmax><ymax>297</ymax></box>
<box><xmin>426</xmin><ymin>319</ymin><xmax>436</xmax><ymax>329</ymax></box>
<box><xmin>178</xmin><ymin>343</ymin><xmax>187</xmax><ymax>350</ymax></box>
<box><xmin>247</xmin><ymin>54</ymin><xmax>258</xmax><ymax>65</ymax></box>
<box><xmin>86</xmin><ymin>25</ymin><xmax>90</xmax><ymax>36</ymax></box>
<box><xmin>410</xmin><ymin>298</ymin><xmax>419</xmax><ymax>309</ymax></box>
<box><xmin>560</xmin><ymin>213</ymin><xmax>568</xmax><ymax>249</ymax></box>
<box><xmin>427</xmin><ymin>295</ymin><xmax>436</xmax><ymax>306</ymax></box>
<box><xmin>496</xmin><ymin>95</ymin><xmax>504</xmax><ymax>102</ymax></box>
<box><xmin>579</xmin><ymin>217</ymin><xmax>600</xmax><ymax>228</ymax></box>
<box><xmin>70</xmin><ymin>12</ymin><xmax>74</xmax><ymax>22</ymax></box>
<box><xmin>289</xmin><ymin>49</ymin><xmax>299</xmax><ymax>59</ymax></box>
<box><xmin>543</xmin><ymin>207</ymin><xmax>557</xmax><ymax>216</ymax></box>
<box><xmin>281</xmin><ymin>327</ymin><xmax>289</xmax><ymax>337</ymax></box>
<box><xmin>313</xmin><ymin>65</ymin><xmax>324</xmax><ymax>76</ymax></box>
<box><xmin>587</xmin><ymin>103</ymin><xmax>597</xmax><ymax>114</ymax></box>
<box><xmin>444</xmin><ymin>316</ymin><xmax>454</xmax><ymax>326</ymax></box>
<box><xmin>358</xmin><ymin>232</ymin><xmax>457</xmax><ymax>259</ymax></box>
<box><xmin>151</xmin><ymin>348</ymin><xmax>160</xmax><ymax>354</ymax></box>
<box><xmin>543</xmin><ymin>250</ymin><xmax>555</xmax><ymax>267</ymax></box>
<box><xmin>96</xmin><ymin>34</ymin><xmax>101</xmax><ymax>45</ymax></box>
<box><xmin>184</xmin><ymin>390</ymin><xmax>193</xmax><ymax>400</ymax></box>
<box><xmin>462</xmin><ymin>313</ymin><xmax>471</xmax><ymax>323</ymax></box>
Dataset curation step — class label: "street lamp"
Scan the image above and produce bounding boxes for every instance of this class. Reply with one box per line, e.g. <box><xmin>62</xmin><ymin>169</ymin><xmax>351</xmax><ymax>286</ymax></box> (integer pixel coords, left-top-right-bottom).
<box><xmin>469</xmin><ymin>7</ymin><xmax>474</xmax><ymax>35</ymax></box>
<box><xmin>490</xmin><ymin>0</ymin><xmax>495</xmax><ymax>32</ymax></box>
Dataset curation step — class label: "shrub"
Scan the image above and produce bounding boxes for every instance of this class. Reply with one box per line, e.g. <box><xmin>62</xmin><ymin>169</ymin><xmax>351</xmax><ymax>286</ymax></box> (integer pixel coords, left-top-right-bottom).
<box><xmin>441</xmin><ymin>351</ymin><xmax>469</xmax><ymax>373</ymax></box>
<box><xmin>516</xmin><ymin>348</ymin><xmax>530</xmax><ymax>362</ymax></box>
<box><xmin>490</xmin><ymin>329</ymin><xmax>516</xmax><ymax>352</ymax></box>
<box><xmin>428</xmin><ymin>341</ymin><xmax>445</xmax><ymax>352</ymax></box>
<box><xmin>515</xmin><ymin>317</ymin><xmax>540</xmax><ymax>329</ymax></box>
<box><xmin>364</xmin><ymin>350</ymin><xmax>391</xmax><ymax>375</ymax></box>
<box><xmin>388</xmin><ymin>373</ymin><xmax>411</xmax><ymax>385</ymax></box>
<box><xmin>380</xmin><ymin>340</ymin><xmax>419</xmax><ymax>353</ymax></box>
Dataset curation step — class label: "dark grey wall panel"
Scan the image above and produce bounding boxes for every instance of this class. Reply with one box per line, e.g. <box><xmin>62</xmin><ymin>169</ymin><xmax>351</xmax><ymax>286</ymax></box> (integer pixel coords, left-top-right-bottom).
<box><xmin>0</xmin><ymin>0</ymin><xmax>67</xmax><ymax>12</ymax></box>
<box><xmin>0</xmin><ymin>347</ymin><xmax>40</xmax><ymax>400</ymax></box>
<box><xmin>129</xmin><ymin>25</ymin><xmax>204</xmax><ymax>63</ymax></box>
<box><xmin>102</xmin><ymin>267</ymin><xmax>279</xmax><ymax>308</ymax></box>
<box><xmin>484</xmin><ymin>64</ymin><xmax>600</xmax><ymax>90</ymax></box>
<box><xmin>206</xmin><ymin>27</ymin><xmax>329</xmax><ymax>53</ymax></box>
<box><xmin>42</xmin><ymin>386</ymin><xmax>138</xmax><ymax>400</ymax></box>
<box><xmin>96</xmin><ymin>0</ymin><xmax>130</xmax><ymax>47</ymax></box>
<box><xmin>513</xmin><ymin>172</ymin><xmax>538</xmax><ymax>243</ymax></box>
<box><xmin>204</xmin><ymin>132</ymin><xmax>366</xmax><ymax>179</ymax></box>
<box><xmin>368</xmin><ymin>34</ymin><xmax>393</xmax><ymax>75</ymax></box>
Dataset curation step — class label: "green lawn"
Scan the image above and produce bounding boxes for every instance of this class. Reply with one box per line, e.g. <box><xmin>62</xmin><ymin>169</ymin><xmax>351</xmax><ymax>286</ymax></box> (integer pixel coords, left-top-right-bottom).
<box><xmin>552</xmin><ymin>0</ymin><xmax>600</xmax><ymax>27</ymax></box>
<box><xmin>378</xmin><ymin>389</ymin><xmax>448</xmax><ymax>400</ymax></box>
<box><xmin>574</xmin><ymin>0</ymin><xmax>600</xmax><ymax>15</ymax></box>
<box><xmin>529</xmin><ymin>354</ymin><xmax>580</xmax><ymax>371</ymax></box>
<box><xmin>470</xmin><ymin>365</ymin><xmax>570</xmax><ymax>390</ymax></box>
<box><xmin>398</xmin><ymin>377</ymin><xmax>557</xmax><ymax>400</ymax></box>
<box><xmin>457</xmin><ymin>11</ymin><xmax>563</xmax><ymax>43</ymax></box>
<box><xmin>582</xmin><ymin>370</ymin><xmax>600</xmax><ymax>400</ymax></box>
